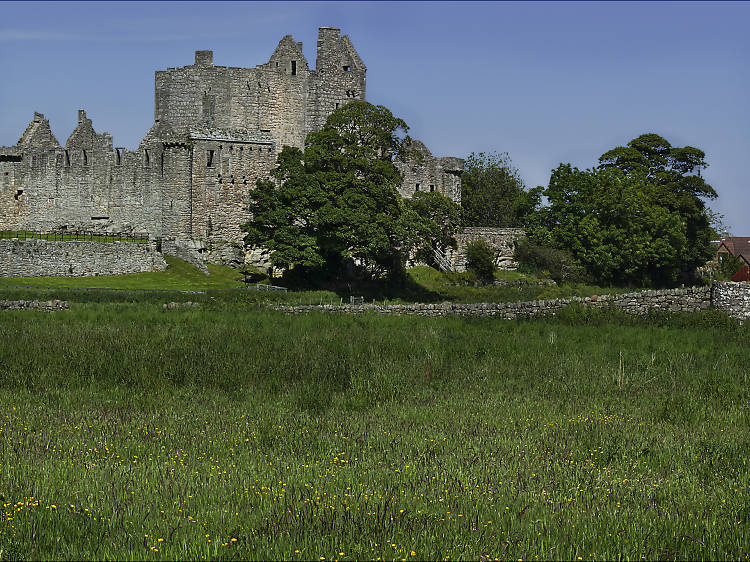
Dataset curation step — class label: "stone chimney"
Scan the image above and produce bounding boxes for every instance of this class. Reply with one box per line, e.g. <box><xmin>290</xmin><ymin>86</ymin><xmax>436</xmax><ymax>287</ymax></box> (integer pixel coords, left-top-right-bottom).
<box><xmin>195</xmin><ymin>50</ymin><xmax>214</xmax><ymax>67</ymax></box>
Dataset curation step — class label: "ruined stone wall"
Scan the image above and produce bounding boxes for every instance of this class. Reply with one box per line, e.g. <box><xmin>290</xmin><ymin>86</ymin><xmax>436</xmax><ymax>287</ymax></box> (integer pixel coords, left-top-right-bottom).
<box><xmin>305</xmin><ymin>28</ymin><xmax>367</xmax><ymax>137</ymax></box>
<box><xmin>154</xmin><ymin>28</ymin><xmax>366</xmax><ymax>154</ymax></box>
<box><xmin>449</xmin><ymin>227</ymin><xmax>526</xmax><ymax>271</ymax></box>
<box><xmin>396</xmin><ymin>141</ymin><xmax>463</xmax><ymax>204</ymax></box>
<box><xmin>2</xmin><ymin>27</ymin><xmax>460</xmax><ymax>267</ymax></box>
<box><xmin>712</xmin><ymin>281</ymin><xmax>750</xmax><ymax>320</ymax></box>
<box><xmin>0</xmin><ymin>239</ymin><xmax>166</xmax><ymax>277</ymax></box>
<box><xmin>0</xmin><ymin>112</ymin><xmax>165</xmax><ymax>237</ymax></box>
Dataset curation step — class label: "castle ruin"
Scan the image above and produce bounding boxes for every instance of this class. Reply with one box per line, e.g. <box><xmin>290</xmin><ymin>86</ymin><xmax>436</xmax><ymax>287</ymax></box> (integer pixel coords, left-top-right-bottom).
<box><xmin>0</xmin><ymin>27</ymin><xmax>464</xmax><ymax>266</ymax></box>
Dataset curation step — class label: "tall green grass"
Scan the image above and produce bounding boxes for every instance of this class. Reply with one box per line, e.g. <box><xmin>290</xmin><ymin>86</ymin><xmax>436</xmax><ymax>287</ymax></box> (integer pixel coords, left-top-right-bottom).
<box><xmin>1</xmin><ymin>305</ymin><xmax>748</xmax><ymax>560</ymax></box>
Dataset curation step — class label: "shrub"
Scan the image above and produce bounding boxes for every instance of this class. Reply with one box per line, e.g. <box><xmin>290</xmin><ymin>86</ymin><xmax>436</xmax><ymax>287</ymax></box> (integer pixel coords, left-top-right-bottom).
<box><xmin>465</xmin><ymin>239</ymin><xmax>496</xmax><ymax>280</ymax></box>
<box><xmin>514</xmin><ymin>238</ymin><xmax>587</xmax><ymax>284</ymax></box>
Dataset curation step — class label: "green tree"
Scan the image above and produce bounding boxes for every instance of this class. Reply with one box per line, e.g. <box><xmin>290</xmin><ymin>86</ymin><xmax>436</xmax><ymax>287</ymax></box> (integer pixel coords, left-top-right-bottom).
<box><xmin>242</xmin><ymin>101</ymin><xmax>459</xmax><ymax>281</ymax></box>
<box><xmin>402</xmin><ymin>191</ymin><xmax>461</xmax><ymax>266</ymax></box>
<box><xmin>461</xmin><ymin>152</ymin><xmax>542</xmax><ymax>227</ymax></box>
<box><xmin>529</xmin><ymin>134</ymin><xmax>717</xmax><ymax>286</ymax></box>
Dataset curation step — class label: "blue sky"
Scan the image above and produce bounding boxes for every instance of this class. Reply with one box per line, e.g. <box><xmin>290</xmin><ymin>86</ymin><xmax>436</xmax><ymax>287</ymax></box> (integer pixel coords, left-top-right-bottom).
<box><xmin>1</xmin><ymin>1</ymin><xmax>748</xmax><ymax>233</ymax></box>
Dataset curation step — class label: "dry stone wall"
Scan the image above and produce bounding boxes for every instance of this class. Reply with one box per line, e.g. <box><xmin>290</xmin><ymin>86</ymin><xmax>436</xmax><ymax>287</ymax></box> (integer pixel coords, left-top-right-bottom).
<box><xmin>0</xmin><ymin>299</ymin><xmax>69</xmax><ymax>311</ymax></box>
<box><xmin>273</xmin><ymin>286</ymin><xmax>712</xmax><ymax>319</ymax></box>
<box><xmin>712</xmin><ymin>281</ymin><xmax>750</xmax><ymax>320</ymax></box>
<box><xmin>0</xmin><ymin>239</ymin><xmax>166</xmax><ymax>277</ymax></box>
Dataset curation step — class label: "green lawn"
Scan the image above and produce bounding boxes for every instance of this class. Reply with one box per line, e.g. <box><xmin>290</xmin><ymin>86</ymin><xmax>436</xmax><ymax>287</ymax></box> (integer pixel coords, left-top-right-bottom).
<box><xmin>0</xmin><ymin>304</ymin><xmax>748</xmax><ymax>560</ymax></box>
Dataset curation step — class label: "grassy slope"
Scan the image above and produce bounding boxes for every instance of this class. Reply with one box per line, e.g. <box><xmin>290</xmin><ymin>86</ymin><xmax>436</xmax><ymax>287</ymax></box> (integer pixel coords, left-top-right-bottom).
<box><xmin>407</xmin><ymin>266</ymin><xmax>630</xmax><ymax>303</ymax></box>
<box><xmin>0</xmin><ymin>257</ymin><xmax>246</xmax><ymax>291</ymax></box>
<box><xmin>0</xmin><ymin>305</ymin><xmax>748</xmax><ymax>560</ymax></box>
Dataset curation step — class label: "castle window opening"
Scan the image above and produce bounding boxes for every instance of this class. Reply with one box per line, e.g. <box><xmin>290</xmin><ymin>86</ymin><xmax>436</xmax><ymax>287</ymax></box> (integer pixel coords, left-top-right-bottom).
<box><xmin>14</xmin><ymin>189</ymin><xmax>23</xmax><ymax>200</ymax></box>
<box><xmin>207</xmin><ymin>150</ymin><xmax>215</xmax><ymax>168</ymax></box>
<box><xmin>343</xmin><ymin>65</ymin><xmax>351</xmax><ymax>72</ymax></box>
<box><xmin>82</xmin><ymin>150</ymin><xmax>88</xmax><ymax>166</ymax></box>
<box><xmin>143</xmin><ymin>149</ymin><xmax>150</xmax><ymax>167</ymax></box>
<box><xmin>115</xmin><ymin>148</ymin><xmax>122</xmax><ymax>166</ymax></box>
<box><xmin>291</xmin><ymin>60</ymin><xmax>297</xmax><ymax>75</ymax></box>
<box><xmin>415</xmin><ymin>183</ymin><xmax>420</xmax><ymax>191</ymax></box>
<box><xmin>430</xmin><ymin>185</ymin><xmax>435</xmax><ymax>192</ymax></box>
<box><xmin>335</xmin><ymin>103</ymin><xmax>339</xmax><ymax>109</ymax></box>
<box><xmin>65</xmin><ymin>150</ymin><xmax>70</xmax><ymax>167</ymax></box>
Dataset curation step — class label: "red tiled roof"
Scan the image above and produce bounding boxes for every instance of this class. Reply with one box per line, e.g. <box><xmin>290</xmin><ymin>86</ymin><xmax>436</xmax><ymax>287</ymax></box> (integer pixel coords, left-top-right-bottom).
<box><xmin>717</xmin><ymin>237</ymin><xmax>750</xmax><ymax>259</ymax></box>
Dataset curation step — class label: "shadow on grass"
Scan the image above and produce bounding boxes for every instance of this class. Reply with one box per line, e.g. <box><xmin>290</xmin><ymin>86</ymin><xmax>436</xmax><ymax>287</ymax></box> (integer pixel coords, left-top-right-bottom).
<box><xmin>277</xmin><ymin>264</ymin><xmax>444</xmax><ymax>303</ymax></box>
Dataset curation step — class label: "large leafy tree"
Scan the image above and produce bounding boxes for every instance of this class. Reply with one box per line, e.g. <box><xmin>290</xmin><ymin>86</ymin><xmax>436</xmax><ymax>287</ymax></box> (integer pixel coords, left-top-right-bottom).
<box><xmin>461</xmin><ymin>152</ymin><xmax>542</xmax><ymax>227</ymax></box>
<box><xmin>243</xmin><ymin>101</ymin><xmax>460</xmax><ymax>280</ymax></box>
<box><xmin>530</xmin><ymin>134</ymin><xmax>717</xmax><ymax>286</ymax></box>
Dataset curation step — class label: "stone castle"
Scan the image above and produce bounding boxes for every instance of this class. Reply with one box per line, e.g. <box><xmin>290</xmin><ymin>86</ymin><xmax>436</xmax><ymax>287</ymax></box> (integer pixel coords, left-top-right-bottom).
<box><xmin>0</xmin><ymin>27</ymin><xmax>464</xmax><ymax>266</ymax></box>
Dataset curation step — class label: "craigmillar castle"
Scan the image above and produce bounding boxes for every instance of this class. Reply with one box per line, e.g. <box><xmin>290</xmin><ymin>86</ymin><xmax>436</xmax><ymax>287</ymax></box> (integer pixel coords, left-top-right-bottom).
<box><xmin>0</xmin><ymin>27</ymin><xmax>465</xmax><ymax>266</ymax></box>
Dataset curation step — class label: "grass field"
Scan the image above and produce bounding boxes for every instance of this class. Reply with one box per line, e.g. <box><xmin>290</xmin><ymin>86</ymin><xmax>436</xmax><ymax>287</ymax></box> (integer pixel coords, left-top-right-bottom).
<box><xmin>1</xmin><ymin>303</ymin><xmax>748</xmax><ymax>560</ymax></box>
<box><xmin>0</xmin><ymin>259</ymin><xmax>631</xmax><ymax>307</ymax></box>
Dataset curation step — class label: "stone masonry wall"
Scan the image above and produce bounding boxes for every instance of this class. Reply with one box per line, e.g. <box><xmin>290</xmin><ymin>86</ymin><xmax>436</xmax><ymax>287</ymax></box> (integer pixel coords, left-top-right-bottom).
<box><xmin>712</xmin><ymin>281</ymin><xmax>750</xmax><ymax>321</ymax></box>
<box><xmin>273</xmin><ymin>286</ymin><xmax>712</xmax><ymax>319</ymax></box>
<box><xmin>0</xmin><ymin>239</ymin><xmax>167</xmax><ymax>277</ymax></box>
<box><xmin>450</xmin><ymin>227</ymin><xmax>526</xmax><ymax>271</ymax></box>
<box><xmin>1</xmin><ymin>27</ymin><xmax>463</xmax><ymax>267</ymax></box>
<box><xmin>0</xmin><ymin>300</ymin><xmax>69</xmax><ymax>311</ymax></box>
<box><xmin>396</xmin><ymin>140</ymin><xmax>463</xmax><ymax>204</ymax></box>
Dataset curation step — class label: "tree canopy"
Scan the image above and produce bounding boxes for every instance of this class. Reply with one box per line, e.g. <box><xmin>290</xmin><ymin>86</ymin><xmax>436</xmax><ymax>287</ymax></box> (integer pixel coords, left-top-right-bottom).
<box><xmin>242</xmin><ymin>101</ymin><xmax>460</xmax><ymax>281</ymax></box>
<box><xmin>528</xmin><ymin>133</ymin><xmax>717</xmax><ymax>286</ymax></box>
<box><xmin>461</xmin><ymin>152</ymin><xmax>542</xmax><ymax>227</ymax></box>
